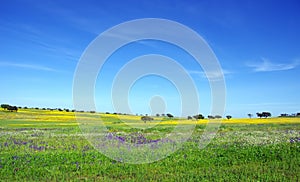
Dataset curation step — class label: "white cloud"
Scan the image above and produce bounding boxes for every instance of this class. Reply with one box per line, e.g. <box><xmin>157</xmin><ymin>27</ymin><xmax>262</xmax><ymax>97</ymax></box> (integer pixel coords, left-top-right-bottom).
<box><xmin>189</xmin><ymin>69</ymin><xmax>231</xmax><ymax>81</ymax></box>
<box><xmin>0</xmin><ymin>62</ymin><xmax>58</xmax><ymax>72</ymax></box>
<box><xmin>247</xmin><ymin>58</ymin><xmax>299</xmax><ymax>72</ymax></box>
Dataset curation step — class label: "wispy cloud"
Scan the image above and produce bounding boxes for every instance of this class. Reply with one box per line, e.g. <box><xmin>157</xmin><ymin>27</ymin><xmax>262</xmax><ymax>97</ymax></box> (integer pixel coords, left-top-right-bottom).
<box><xmin>189</xmin><ymin>69</ymin><xmax>231</xmax><ymax>81</ymax></box>
<box><xmin>247</xmin><ymin>58</ymin><xmax>300</xmax><ymax>72</ymax></box>
<box><xmin>0</xmin><ymin>22</ymin><xmax>80</xmax><ymax>62</ymax></box>
<box><xmin>0</xmin><ymin>62</ymin><xmax>59</xmax><ymax>72</ymax></box>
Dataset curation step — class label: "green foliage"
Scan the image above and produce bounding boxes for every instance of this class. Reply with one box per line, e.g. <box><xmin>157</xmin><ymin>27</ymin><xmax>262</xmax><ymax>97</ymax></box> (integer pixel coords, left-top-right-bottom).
<box><xmin>141</xmin><ymin>116</ymin><xmax>153</xmax><ymax>122</ymax></box>
<box><xmin>257</xmin><ymin>112</ymin><xmax>272</xmax><ymax>118</ymax></box>
<box><xmin>166</xmin><ymin>113</ymin><xmax>173</xmax><ymax>118</ymax></box>
<box><xmin>1</xmin><ymin>104</ymin><xmax>18</xmax><ymax>112</ymax></box>
<box><xmin>226</xmin><ymin>115</ymin><xmax>232</xmax><ymax>120</ymax></box>
<box><xmin>193</xmin><ymin>114</ymin><xmax>204</xmax><ymax>120</ymax></box>
<box><xmin>1</xmin><ymin>104</ymin><xmax>10</xmax><ymax>109</ymax></box>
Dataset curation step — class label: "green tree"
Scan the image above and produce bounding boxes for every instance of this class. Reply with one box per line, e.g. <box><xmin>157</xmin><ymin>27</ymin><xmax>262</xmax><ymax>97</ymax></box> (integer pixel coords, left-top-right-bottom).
<box><xmin>166</xmin><ymin>113</ymin><xmax>174</xmax><ymax>118</ymax></box>
<box><xmin>193</xmin><ymin>114</ymin><xmax>204</xmax><ymax>120</ymax></box>
<box><xmin>226</xmin><ymin>115</ymin><xmax>232</xmax><ymax>120</ymax></box>
<box><xmin>247</xmin><ymin>113</ymin><xmax>253</xmax><ymax>118</ymax></box>
<box><xmin>1</xmin><ymin>104</ymin><xmax>10</xmax><ymax>110</ymax></box>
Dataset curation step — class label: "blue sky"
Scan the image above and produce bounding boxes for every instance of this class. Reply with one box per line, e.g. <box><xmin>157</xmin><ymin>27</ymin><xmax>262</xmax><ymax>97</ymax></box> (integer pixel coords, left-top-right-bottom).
<box><xmin>1</xmin><ymin>0</ymin><xmax>300</xmax><ymax>117</ymax></box>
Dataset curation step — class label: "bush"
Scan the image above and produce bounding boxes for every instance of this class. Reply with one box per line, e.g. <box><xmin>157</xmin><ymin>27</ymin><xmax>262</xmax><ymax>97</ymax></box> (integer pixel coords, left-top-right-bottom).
<box><xmin>226</xmin><ymin>115</ymin><xmax>232</xmax><ymax>120</ymax></box>
<box><xmin>7</xmin><ymin>106</ymin><xmax>18</xmax><ymax>112</ymax></box>
<box><xmin>166</xmin><ymin>113</ymin><xmax>174</xmax><ymax>118</ymax></box>
<box><xmin>141</xmin><ymin>116</ymin><xmax>154</xmax><ymax>123</ymax></box>
<box><xmin>193</xmin><ymin>114</ymin><xmax>204</xmax><ymax>120</ymax></box>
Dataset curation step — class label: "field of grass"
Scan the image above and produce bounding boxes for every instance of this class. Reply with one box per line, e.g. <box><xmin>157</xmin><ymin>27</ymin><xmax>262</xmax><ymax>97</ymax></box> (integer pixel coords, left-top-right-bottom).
<box><xmin>0</xmin><ymin>108</ymin><xmax>299</xmax><ymax>181</ymax></box>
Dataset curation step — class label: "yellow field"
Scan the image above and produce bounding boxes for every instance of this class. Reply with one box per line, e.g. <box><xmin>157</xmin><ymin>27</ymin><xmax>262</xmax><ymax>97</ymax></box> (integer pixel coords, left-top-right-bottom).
<box><xmin>0</xmin><ymin>108</ymin><xmax>300</xmax><ymax>127</ymax></box>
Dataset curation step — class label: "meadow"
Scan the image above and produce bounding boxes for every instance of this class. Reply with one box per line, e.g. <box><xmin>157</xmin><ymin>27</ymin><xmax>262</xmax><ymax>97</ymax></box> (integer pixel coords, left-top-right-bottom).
<box><xmin>0</xmin><ymin>108</ymin><xmax>299</xmax><ymax>181</ymax></box>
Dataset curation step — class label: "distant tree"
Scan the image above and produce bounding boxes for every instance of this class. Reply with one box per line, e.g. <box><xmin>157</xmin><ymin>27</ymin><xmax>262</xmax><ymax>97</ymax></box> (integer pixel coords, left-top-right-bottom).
<box><xmin>207</xmin><ymin>115</ymin><xmax>215</xmax><ymax>119</ymax></box>
<box><xmin>226</xmin><ymin>115</ymin><xmax>232</xmax><ymax>120</ymax></box>
<box><xmin>35</xmin><ymin>107</ymin><xmax>39</xmax><ymax>110</ymax></box>
<box><xmin>106</xmin><ymin>112</ymin><xmax>110</xmax><ymax>114</ymax></box>
<box><xmin>7</xmin><ymin>106</ymin><xmax>18</xmax><ymax>112</ymax></box>
<box><xmin>141</xmin><ymin>116</ymin><xmax>153</xmax><ymax>123</ymax></box>
<box><xmin>58</xmin><ymin>108</ymin><xmax>63</xmax><ymax>112</ymax></box>
<box><xmin>71</xmin><ymin>110</ymin><xmax>75</xmax><ymax>112</ymax></box>
<box><xmin>1</xmin><ymin>104</ymin><xmax>10</xmax><ymax>110</ymax></box>
<box><xmin>156</xmin><ymin>113</ymin><xmax>160</xmax><ymax>117</ymax></box>
<box><xmin>187</xmin><ymin>116</ymin><xmax>193</xmax><ymax>120</ymax></box>
<box><xmin>193</xmin><ymin>114</ymin><xmax>204</xmax><ymax>120</ymax></box>
<box><xmin>297</xmin><ymin>113</ymin><xmax>300</xmax><ymax>117</ymax></box>
<box><xmin>215</xmin><ymin>115</ymin><xmax>222</xmax><ymax>119</ymax></box>
<box><xmin>257</xmin><ymin>112</ymin><xmax>271</xmax><ymax>118</ymax></box>
<box><xmin>280</xmin><ymin>113</ymin><xmax>288</xmax><ymax>117</ymax></box>
<box><xmin>166</xmin><ymin>113</ymin><xmax>174</xmax><ymax>118</ymax></box>
<box><xmin>247</xmin><ymin>113</ymin><xmax>253</xmax><ymax>118</ymax></box>
<box><xmin>65</xmin><ymin>109</ymin><xmax>70</xmax><ymax>112</ymax></box>
<box><xmin>90</xmin><ymin>111</ymin><xmax>96</xmax><ymax>113</ymax></box>
<box><xmin>161</xmin><ymin>114</ymin><xmax>165</xmax><ymax>117</ymax></box>
<box><xmin>262</xmin><ymin>112</ymin><xmax>271</xmax><ymax>118</ymax></box>
<box><xmin>256</xmin><ymin>112</ymin><xmax>263</xmax><ymax>118</ymax></box>
<box><xmin>24</xmin><ymin>107</ymin><xmax>28</xmax><ymax>109</ymax></box>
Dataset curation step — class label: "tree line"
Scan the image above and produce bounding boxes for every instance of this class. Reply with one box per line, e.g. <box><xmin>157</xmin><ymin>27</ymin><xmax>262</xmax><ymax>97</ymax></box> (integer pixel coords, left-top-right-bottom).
<box><xmin>3</xmin><ymin>103</ymin><xmax>297</xmax><ymax>121</ymax></box>
<box><xmin>0</xmin><ymin>104</ymin><xmax>18</xmax><ymax>112</ymax></box>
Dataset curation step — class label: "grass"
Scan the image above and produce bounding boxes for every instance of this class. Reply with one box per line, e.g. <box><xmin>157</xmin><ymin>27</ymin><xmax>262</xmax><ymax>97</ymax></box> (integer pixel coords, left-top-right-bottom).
<box><xmin>0</xmin><ymin>108</ymin><xmax>299</xmax><ymax>181</ymax></box>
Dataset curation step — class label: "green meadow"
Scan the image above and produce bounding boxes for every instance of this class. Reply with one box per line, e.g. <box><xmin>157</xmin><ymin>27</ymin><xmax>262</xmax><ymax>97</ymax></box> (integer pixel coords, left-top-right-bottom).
<box><xmin>0</xmin><ymin>108</ymin><xmax>299</xmax><ymax>181</ymax></box>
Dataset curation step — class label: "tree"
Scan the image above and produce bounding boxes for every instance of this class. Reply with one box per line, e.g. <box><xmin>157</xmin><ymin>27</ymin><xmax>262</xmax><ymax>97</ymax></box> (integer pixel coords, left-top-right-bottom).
<box><xmin>207</xmin><ymin>115</ymin><xmax>215</xmax><ymax>119</ymax></box>
<box><xmin>1</xmin><ymin>104</ymin><xmax>10</xmax><ymax>110</ymax></box>
<box><xmin>256</xmin><ymin>112</ymin><xmax>263</xmax><ymax>118</ymax></box>
<box><xmin>257</xmin><ymin>112</ymin><xmax>271</xmax><ymax>118</ymax></box>
<box><xmin>262</xmin><ymin>112</ymin><xmax>271</xmax><ymax>118</ymax></box>
<box><xmin>247</xmin><ymin>113</ymin><xmax>253</xmax><ymax>118</ymax></box>
<box><xmin>7</xmin><ymin>106</ymin><xmax>18</xmax><ymax>112</ymax></box>
<box><xmin>280</xmin><ymin>113</ymin><xmax>288</xmax><ymax>117</ymax></box>
<box><xmin>187</xmin><ymin>116</ymin><xmax>192</xmax><ymax>120</ymax></box>
<box><xmin>226</xmin><ymin>115</ymin><xmax>232</xmax><ymax>120</ymax></box>
<box><xmin>215</xmin><ymin>115</ymin><xmax>222</xmax><ymax>119</ymax></box>
<box><xmin>141</xmin><ymin>116</ymin><xmax>153</xmax><ymax>123</ymax></box>
<box><xmin>166</xmin><ymin>113</ymin><xmax>174</xmax><ymax>118</ymax></box>
<box><xmin>193</xmin><ymin>114</ymin><xmax>204</xmax><ymax>120</ymax></box>
<box><xmin>156</xmin><ymin>113</ymin><xmax>160</xmax><ymax>117</ymax></box>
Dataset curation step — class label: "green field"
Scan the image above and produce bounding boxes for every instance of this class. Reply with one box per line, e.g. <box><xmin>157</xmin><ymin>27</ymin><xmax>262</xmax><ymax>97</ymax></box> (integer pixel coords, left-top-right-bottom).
<box><xmin>0</xmin><ymin>109</ymin><xmax>299</xmax><ymax>181</ymax></box>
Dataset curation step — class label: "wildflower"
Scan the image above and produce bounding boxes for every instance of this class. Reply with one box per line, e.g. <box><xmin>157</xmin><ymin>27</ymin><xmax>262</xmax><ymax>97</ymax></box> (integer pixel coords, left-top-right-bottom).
<box><xmin>107</xmin><ymin>133</ymin><xmax>113</xmax><ymax>140</ymax></box>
